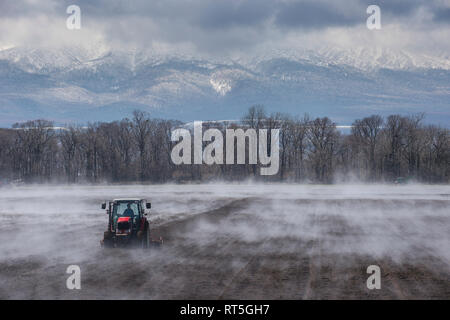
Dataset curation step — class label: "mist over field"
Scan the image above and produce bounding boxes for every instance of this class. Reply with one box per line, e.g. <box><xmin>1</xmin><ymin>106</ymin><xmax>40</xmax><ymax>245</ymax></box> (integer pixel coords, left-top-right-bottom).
<box><xmin>0</xmin><ymin>183</ymin><xmax>448</xmax><ymax>299</ymax></box>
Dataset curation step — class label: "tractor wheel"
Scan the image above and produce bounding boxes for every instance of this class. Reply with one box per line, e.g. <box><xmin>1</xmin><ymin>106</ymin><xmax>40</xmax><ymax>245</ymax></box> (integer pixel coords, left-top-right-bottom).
<box><xmin>146</xmin><ymin>228</ymin><xmax>151</xmax><ymax>248</ymax></box>
<box><xmin>141</xmin><ymin>227</ymin><xmax>150</xmax><ymax>249</ymax></box>
<box><xmin>103</xmin><ymin>231</ymin><xmax>113</xmax><ymax>248</ymax></box>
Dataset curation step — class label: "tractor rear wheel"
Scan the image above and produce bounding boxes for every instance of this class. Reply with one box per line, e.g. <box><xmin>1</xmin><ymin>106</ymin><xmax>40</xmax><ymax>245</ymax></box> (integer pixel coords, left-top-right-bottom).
<box><xmin>103</xmin><ymin>231</ymin><xmax>113</xmax><ymax>248</ymax></box>
<box><xmin>141</xmin><ymin>228</ymin><xmax>150</xmax><ymax>249</ymax></box>
<box><xmin>146</xmin><ymin>228</ymin><xmax>151</xmax><ymax>248</ymax></box>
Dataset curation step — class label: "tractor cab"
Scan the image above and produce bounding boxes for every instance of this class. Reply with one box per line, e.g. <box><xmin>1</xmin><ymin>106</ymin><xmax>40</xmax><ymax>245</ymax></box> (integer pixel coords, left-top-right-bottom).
<box><xmin>101</xmin><ymin>198</ymin><xmax>156</xmax><ymax>248</ymax></box>
<box><xmin>112</xmin><ymin>200</ymin><xmax>142</xmax><ymax>229</ymax></box>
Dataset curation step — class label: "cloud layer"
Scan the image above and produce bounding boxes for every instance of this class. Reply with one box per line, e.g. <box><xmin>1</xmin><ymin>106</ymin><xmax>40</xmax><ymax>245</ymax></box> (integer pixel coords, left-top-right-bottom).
<box><xmin>0</xmin><ymin>0</ymin><xmax>449</xmax><ymax>58</ymax></box>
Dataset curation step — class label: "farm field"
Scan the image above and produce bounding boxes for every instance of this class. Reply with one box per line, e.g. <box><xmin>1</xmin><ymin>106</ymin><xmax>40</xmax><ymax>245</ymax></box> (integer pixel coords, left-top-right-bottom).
<box><xmin>0</xmin><ymin>184</ymin><xmax>449</xmax><ymax>299</ymax></box>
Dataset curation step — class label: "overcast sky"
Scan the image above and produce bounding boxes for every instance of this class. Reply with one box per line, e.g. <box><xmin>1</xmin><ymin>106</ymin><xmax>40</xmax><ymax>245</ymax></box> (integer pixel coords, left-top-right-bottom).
<box><xmin>0</xmin><ymin>0</ymin><xmax>449</xmax><ymax>58</ymax></box>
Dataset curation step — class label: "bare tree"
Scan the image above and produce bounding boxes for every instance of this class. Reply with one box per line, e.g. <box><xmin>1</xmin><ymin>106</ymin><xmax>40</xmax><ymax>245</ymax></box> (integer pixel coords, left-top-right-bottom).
<box><xmin>242</xmin><ymin>105</ymin><xmax>267</xmax><ymax>176</ymax></box>
<box><xmin>383</xmin><ymin>115</ymin><xmax>408</xmax><ymax>179</ymax></box>
<box><xmin>352</xmin><ymin>115</ymin><xmax>384</xmax><ymax>180</ymax></box>
<box><xmin>12</xmin><ymin>120</ymin><xmax>55</xmax><ymax>182</ymax></box>
<box><xmin>81</xmin><ymin>123</ymin><xmax>101</xmax><ymax>182</ymax></box>
<box><xmin>307</xmin><ymin>117</ymin><xmax>339</xmax><ymax>183</ymax></box>
<box><xmin>116</xmin><ymin>119</ymin><xmax>135</xmax><ymax>181</ymax></box>
<box><xmin>131</xmin><ymin>110</ymin><xmax>152</xmax><ymax>181</ymax></box>
<box><xmin>292</xmin><ymin>115</ymin><xmax>310</xmax><ymax>181</ymax></box>
<box><xmin>60</xmin><ymin>126</ymin><xmax>82</xmax><ymax>183</ymax></box>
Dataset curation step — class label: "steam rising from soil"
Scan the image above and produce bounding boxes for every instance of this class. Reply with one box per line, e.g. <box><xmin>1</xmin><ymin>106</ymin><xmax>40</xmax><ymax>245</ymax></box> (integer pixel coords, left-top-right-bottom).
<box><xmin>0</xmin><ymin>184</ymin><xmax>449</xmax><ymax>299</ymax></box>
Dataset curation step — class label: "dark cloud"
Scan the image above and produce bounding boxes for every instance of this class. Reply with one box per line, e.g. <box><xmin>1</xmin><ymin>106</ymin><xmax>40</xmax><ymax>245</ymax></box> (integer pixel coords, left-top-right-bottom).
<box><xmin>0</xmin><ymin>0</ymin><xmax>58</xmax><ymax>17</ymax></box>
<box><xmin>433</xmin><ymin>8</ymin><xmax>450</xmax><ymax>23</ymax></box>
<box><xmin>1</xmin><ymin>0</ymin><xmax>449</xmax><ymax>56</ymax></box>
<box><xmin>364</xmin><ymin>0</ymin><xmax>423</xmax><ymax>16</ymax></box>
<box><xmin>274</xmin><ymin>1</ymin><xmax>361</xmax><ymax>30</ymax></box>
<box><xmin>194</xmin><ymin>0</ymin><xmax>273</xmax><ymax>30</ymax></box>
<box><xmin>70</xmin><ymin>0</ymin><xmax>449</xmax><ymax>30</ymax></box>
<box><xmin>1</xmin><ymin>0</ymin><xmax>448</xmax><ymax>29</ymax></box>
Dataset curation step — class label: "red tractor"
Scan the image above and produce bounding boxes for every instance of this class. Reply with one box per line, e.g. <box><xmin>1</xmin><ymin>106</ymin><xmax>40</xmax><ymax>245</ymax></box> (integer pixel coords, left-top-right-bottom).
<box><xmin>100</xmin><ymin>198</ymin><xmax>162</xmax><ymax>248</ymax></box>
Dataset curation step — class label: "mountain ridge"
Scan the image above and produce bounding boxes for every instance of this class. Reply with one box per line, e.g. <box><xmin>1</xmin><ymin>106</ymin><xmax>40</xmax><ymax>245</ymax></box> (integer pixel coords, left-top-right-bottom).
<box><xmin>0</xmin><ymin>46</ymin><xmax>449</xmax><ymax>127</ymax></box>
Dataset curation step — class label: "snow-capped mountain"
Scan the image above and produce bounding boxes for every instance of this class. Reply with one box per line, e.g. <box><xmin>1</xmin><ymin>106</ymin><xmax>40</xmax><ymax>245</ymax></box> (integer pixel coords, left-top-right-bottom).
<box><xmin>0</xmin><ymin>46</ymin><xmax>449</xmax><ymax>127</ymax></box>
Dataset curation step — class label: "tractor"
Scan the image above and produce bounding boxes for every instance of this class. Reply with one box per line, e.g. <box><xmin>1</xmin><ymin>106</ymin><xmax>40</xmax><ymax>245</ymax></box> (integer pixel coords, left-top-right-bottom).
<box><xmin>100</xmin><ymin>198</ymin><xmax>162</xmax><ymax>248</ymax></box>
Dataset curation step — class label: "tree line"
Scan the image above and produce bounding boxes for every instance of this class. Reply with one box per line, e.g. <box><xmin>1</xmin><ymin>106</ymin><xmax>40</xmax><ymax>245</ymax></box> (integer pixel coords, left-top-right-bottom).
<box><xmin>0</xmin><ymin>107</ymin><xmax>448</xmax><ymax>184</ymax></box>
